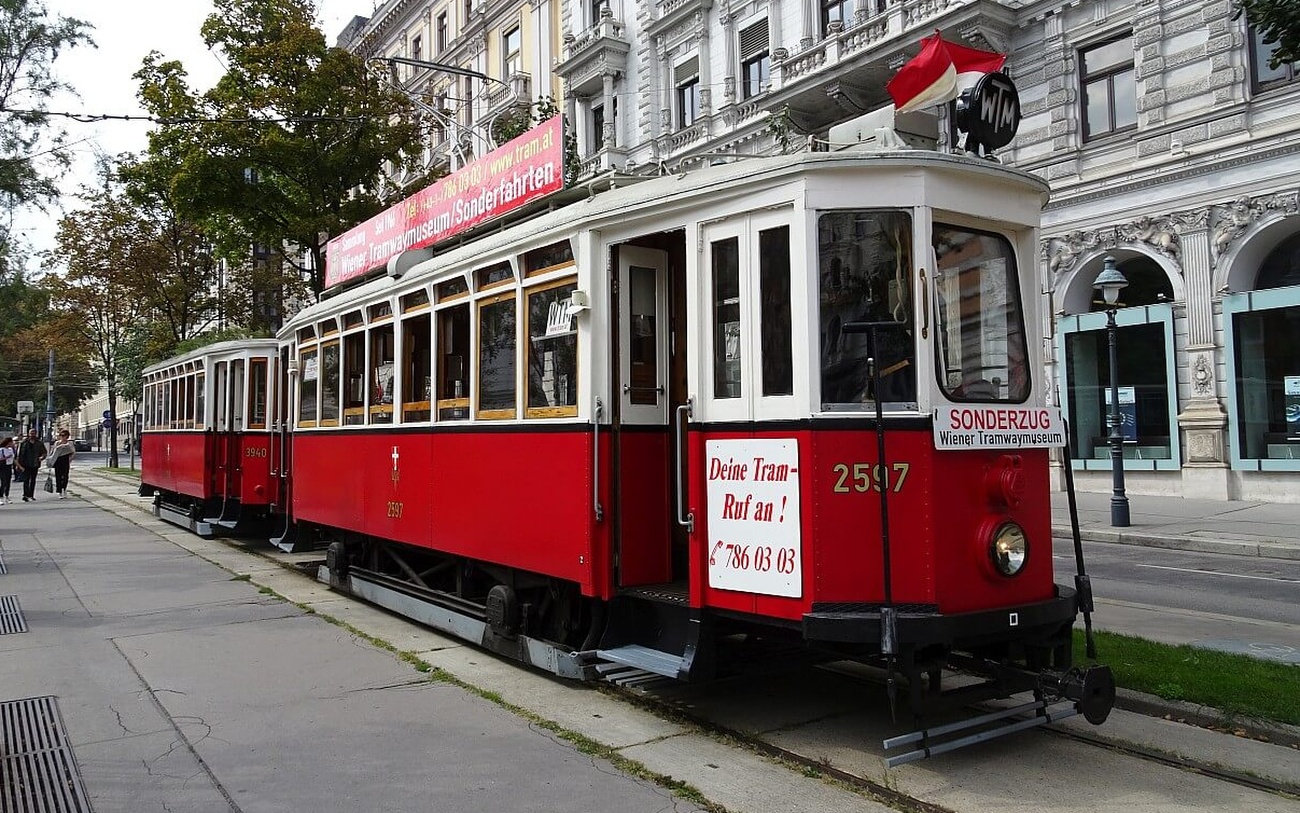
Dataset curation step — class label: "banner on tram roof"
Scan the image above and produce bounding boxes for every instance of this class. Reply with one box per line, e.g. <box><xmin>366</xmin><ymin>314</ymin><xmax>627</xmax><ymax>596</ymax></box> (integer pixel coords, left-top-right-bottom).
<box><xmin>325</xmin><ymin>116</ymin><xmax>566</xmax><ymax>289</ymax></box>
<box><xmin>934</xmin><ymin>405</ymin><xmax>1066</xmax><ymax>450</ymax></box>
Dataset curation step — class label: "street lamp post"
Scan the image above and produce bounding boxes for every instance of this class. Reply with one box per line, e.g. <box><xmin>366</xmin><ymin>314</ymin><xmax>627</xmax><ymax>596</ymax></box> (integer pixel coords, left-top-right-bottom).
<box><xmin>1093</xmin><ymin>256</ymin><xmax>1130</xmax><ymax>528</ymax></box>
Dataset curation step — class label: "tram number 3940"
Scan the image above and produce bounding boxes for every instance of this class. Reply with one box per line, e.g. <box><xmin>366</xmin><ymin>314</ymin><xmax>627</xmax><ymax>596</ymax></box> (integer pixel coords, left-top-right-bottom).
<box><xmin>831</xmin><ymin>462</ymin><xmax>910</xmax><ymax>494</ymax></box>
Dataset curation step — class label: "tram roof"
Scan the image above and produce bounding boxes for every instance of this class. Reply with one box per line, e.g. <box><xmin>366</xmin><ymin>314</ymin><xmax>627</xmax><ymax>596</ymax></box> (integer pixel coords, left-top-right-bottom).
<box><xmin>143</xmin><ymin>337</ymin><xmax>280</xmax><ymax>376</ymax></box>
<box><xmin>284</xmin><ymin>149</ymin><xmax>1049</xmax><ymax>335</ymax></box>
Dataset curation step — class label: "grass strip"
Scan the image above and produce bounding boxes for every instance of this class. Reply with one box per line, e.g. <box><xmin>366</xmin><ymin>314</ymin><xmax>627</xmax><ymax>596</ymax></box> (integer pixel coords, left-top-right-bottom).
<box><xmin>92</xmin><ymin>466</ymin><xmax>140</xmax><ymax>477</ymax></box>
<box><xmin>1076</xmin><ymin>629</ymin><xmax>1300</xmax><ymax>726</ymax></box>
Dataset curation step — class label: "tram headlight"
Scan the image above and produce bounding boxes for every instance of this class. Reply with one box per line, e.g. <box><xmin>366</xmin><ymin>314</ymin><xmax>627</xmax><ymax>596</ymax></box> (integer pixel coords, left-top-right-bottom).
<box><xmin>989</xmin><ymin>522</ymin><xmax>1028</xmax><ymax>577</ymax></box>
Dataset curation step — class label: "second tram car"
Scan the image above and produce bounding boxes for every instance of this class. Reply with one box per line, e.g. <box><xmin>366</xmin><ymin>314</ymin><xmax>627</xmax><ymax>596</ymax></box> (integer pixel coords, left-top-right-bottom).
<box><xmin>141</xmin><ymin>146</ymin><xmax>1113</xmax><ymax>762</ymax></box>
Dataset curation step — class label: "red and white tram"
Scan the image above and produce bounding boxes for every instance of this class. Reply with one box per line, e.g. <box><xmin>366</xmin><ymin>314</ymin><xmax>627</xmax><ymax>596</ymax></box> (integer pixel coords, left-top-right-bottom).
<box><xmin>142</xmin><ymin>145</ymin><xmax>1113</xmax><ymax>762</ymax></box>
<box><xmin>140</xmin><ymin>339</ymin><xmax>283</xmax><ymax>536</ymax></box>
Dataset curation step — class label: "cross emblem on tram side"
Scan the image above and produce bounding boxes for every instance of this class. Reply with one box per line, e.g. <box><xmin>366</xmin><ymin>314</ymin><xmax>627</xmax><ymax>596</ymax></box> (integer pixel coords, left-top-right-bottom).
<box><xmin>391</xmin><ymin>445</ymin><xmax>400</xmax><ymax>484</ymax></box>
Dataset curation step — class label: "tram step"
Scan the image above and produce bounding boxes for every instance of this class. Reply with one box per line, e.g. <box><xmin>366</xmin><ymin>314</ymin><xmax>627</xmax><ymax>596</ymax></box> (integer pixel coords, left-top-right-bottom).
<box><xmin>596</xmin><ymin>644</ymin><xmax>688</xmax><ymax>680</ymax></box>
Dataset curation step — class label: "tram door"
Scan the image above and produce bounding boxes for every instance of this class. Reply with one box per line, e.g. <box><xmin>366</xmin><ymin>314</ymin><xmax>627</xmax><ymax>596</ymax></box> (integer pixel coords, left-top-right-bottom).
<box><xmin>613</xmin><ymin>242</ymin><xmax>687</xmax><ymax>588</ymax></box>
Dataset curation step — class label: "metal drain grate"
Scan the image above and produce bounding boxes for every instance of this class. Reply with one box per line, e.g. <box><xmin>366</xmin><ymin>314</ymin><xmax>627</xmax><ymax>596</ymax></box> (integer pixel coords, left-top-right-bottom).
<box><xmin>0</xmin><ymin>552</ymin><xmax>7</xmax><ymax>575</ymax></box>
<box><xmin>0</xmin><ymin>696</ymin><xmax>91</xmax><ymax>812</ymax></box>
<box><xmin>0</xmin><ymin>596</ymin><xmax>27</xmax><ymax>634</ymax></box>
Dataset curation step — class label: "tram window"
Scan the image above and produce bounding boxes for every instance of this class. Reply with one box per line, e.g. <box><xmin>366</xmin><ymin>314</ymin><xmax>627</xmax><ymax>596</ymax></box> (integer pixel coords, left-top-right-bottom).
<box><xmin>437</xmin><ymin>304</ymin><xmax>471</xmax><ymax>420</ymax></box>
<box><xmin>401</xmin><ymin>289</ymin><xmax>430</xmax><ymax>311</ymax></box>
<box><xmin>231</xmin><ymin>359</ymin><xmax>246</xmax><ymax>430</ymax></box>
<box><xmin>342</xmin><ymin>333</ymin><xmax>365</xmax><ymax>425</ymax></box>
<box><xmin>478</xmin><ymin>293</ymin><xmax>517</xmax><ymax>418</ymax></box>
<box><xmin>369</xmin><ymin>301</ymin><xmax>393</xmax><ymax>321</ymax></box>
<box><xmin>403</xmin><ymin>314</ymin><xmax>433</xmax><ymax>421</ymax></box>
<box><xmin>526</xmin><ymin>280</ymin><xmax>578</xmax><ymax>416</ymax></box>
<box><xmin>195</xmin><ymin>373</ymin><xmax>206</xmax><ymax>429</ymax></box>
<box><xmin>155</xmin><ymin>384</ymin><xmax>164</xmax><ymax>431</ymax></box>
<box><xmin>475</xmin><ymin>261</ymin><xmax>514</xmax><ymax>290</ymax></box>
<box><xmin>932</xmin><ymin>225</ymin><xmax>1030</xmax><ymax>403</ymax></box>
<box><xmin>524</xmin><ymin>241</ymin><xmax>575</xmax><ymax>276</ymax></box>
<box><xmin>629</xmin><ymin>266</ymin><xmax>658</xmax><ymax>406</ymax></box>
<box><xmin>164</xmin><ymin>380</ymin><xmax>174</xmax><ymax>429</ymax></box>
<box><xmin>437</xmin><ymin>276</ymin><xmax>469</xmax><ymax>301</ymax></box>
<box><xmin>185</xmin><ymin>375</ymin><xmax>195</xmax><ymax>428</ymax></box>
<box><xmin>712</xmin><ymin>236</ymin><xmax>742</xmax><ymax>399</ymax></box>
<box><xmin>817</xmin><ymin>210</ymin><xmax>916</xmax><ymax>410</ymax></box>
<box><xmin>319</xmin><ymin>343</ymin><xmax>340</xmax><ymax>424</ymax></box>
<box><xmin>249</xmin><ymin>359</ymin><xmax>268</xmax><ymax>428</ymax></box>
<box><xmin>369</xmin><ymin>324</ymin><xmax>395</xmax><ymax>423</ymax></box>
<box><xmin>759</xmin><ymin>226</ymin><xmax>793</xmax><ymax>396</ymax></box>
<box><xmin>298</xmin><ymin>348</ymin><xmax>319</xmax><ymax>425</ymax></box>
<box><xmin>343</xmin><ymin>310</ymin><xmax>363</xmax><ymax>329</ymax></box>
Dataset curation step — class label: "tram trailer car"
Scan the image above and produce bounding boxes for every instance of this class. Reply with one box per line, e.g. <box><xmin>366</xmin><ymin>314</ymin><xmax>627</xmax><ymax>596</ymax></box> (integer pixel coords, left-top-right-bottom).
<box><xmin>140</xmin><ymin>339</ymin><xmax>284</xmax><ymax>537</ymax></box>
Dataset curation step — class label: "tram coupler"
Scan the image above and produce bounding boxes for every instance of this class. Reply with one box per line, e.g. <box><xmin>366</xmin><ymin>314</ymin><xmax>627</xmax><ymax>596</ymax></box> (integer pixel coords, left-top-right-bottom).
<box><xmin>1039</xmin><ymin>665</ymin><xmax>1115</xmax><ymax>725</ymax></box>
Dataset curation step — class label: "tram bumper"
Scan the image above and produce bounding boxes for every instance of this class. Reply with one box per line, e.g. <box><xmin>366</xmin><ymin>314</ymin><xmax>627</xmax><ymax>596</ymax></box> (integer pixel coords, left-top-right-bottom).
<box><xmin>802</xmin><ymin>584</ymin><xmax>1080</xmax><ymax>649</ymax></box>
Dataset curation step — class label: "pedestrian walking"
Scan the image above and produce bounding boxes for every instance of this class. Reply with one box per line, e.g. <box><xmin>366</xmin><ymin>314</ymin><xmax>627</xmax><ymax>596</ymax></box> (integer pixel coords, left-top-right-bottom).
<box><xmin>48</xmin><ymin>429</ymin><xmax>76</xmax><ymax>499</ymax></box>
<box><xmin>16</xmin><ymin>429</ymin><xmax>46</xmax><ymax>502</ymax></box>
<box><xmin>0</xmin><ymin>436</ymin><xmax>14</xmax><ymax>504</ymax></box>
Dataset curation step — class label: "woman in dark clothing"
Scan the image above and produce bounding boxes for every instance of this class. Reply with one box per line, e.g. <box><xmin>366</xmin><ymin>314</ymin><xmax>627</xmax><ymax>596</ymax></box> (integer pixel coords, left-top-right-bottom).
<box><xmin>16</xmin><ymin>429</ymin><xmax>45</xmax><ymax>502</ymax></box>
<box><xmin>0</xmin><ymin>436</ymin><xmax>14</xmax><ymax>504</ymax></box>
<box><xmin>48</xmin><ymin>430</ymin><xmax>75</xmax><ymax>499</ymax></box>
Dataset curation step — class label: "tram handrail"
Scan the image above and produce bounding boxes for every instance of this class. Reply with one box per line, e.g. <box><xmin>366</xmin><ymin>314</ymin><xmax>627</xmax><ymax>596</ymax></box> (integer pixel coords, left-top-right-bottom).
<box><xmin>675</xmin><ymin>399</ymin><xmax>694</xmax><ymax>533</ymax></box>
<box><xmin>593</xmin><ymin>398</ymin><xmax>604</xmax><ymax>522</ymax></box>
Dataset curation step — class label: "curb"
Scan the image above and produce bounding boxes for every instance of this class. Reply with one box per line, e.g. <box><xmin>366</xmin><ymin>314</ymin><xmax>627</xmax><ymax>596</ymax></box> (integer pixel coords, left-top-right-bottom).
<box><xmin>1115</xmin><ymin>687</ymin><xmax>1300</xmax><ymax>750</ymax></box>
<box><xmin>1052</xmin><ymin>525</ymin><xmax>1300</xmax><ymax>562</ymax></box>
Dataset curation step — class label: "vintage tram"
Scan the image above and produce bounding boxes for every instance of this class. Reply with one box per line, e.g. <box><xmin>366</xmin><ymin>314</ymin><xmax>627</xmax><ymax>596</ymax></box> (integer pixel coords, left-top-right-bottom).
<box><xmin>140</xmin><ymin>339</ymin><xmax>284</xmax><ymax>536</ymax></box>
<box><xmin>141</xmin><ymin>143</ymin><xmax>1113</xmax><ymax>762</ymax></box>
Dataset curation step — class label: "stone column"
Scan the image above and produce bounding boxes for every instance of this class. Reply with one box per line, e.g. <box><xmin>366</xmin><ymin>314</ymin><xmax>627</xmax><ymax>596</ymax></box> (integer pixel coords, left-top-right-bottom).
<box><xmin>1172</xmin><ymin>208</ymin><xmax>1231</xmax><ymax>499</ymax></box>
<box><xmin>602</xmin><ymin>72</ymin><xmax>616</xmax><ymax>149</ymax></box>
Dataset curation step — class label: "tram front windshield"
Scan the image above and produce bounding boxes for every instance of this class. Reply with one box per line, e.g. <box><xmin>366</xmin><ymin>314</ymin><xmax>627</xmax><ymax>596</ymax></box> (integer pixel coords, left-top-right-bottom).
<box><xmin>932</xmin><ymin>225</ymin><xmax>1030</xmax><ymax>403</ymax></box>
<box><xmin>818</xmin><ymin>210</ymin><xmax>917</xmax><ymax>411</ymax></box>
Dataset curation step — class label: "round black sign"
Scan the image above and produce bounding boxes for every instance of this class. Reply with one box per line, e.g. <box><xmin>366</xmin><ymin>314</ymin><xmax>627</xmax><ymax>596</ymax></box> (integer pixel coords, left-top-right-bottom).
<box><xmin>955</xmin><ymin>71</ymin><xmax>1021</xmax><ymax>155</ymax></box>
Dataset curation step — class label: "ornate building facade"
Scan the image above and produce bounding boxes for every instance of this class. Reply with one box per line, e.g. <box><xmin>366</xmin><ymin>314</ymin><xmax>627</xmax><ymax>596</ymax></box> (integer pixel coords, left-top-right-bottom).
<box><xmin>340</xmin><ymin>0</ymin><xmax>1300</xmax><ymax>501</ymax></box>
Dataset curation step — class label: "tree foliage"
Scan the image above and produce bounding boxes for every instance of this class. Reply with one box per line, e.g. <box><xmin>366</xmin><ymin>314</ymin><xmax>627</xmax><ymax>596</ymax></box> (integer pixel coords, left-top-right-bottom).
<box><xmin>0</xmin><ymin>0</ymin><xmax>91</xmax><ymax>246</ymax></box>
<box><xmin>134</xmin><ymin>0</ymin><xmax>422</xmax><ymax>297</ymax></box>
<box><xmin>0</xmin><ymin>266</ymin><xmax>92</xmax><ymax>420</ymax></box>
<box><xmin>1236</xmin><ymin>0</ymin><xmax>1300</xmax><ymax>67</ymax></box>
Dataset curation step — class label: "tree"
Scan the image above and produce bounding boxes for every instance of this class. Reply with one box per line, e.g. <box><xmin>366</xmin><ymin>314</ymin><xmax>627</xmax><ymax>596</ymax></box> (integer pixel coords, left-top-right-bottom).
<box><xmin>0</xmin><ymin>265</ymin><xmax>93</xmax><ymax>422</ymax></box>
<box><xmin>134</xmin><ymin>0</ymin><xmax>422</xmax><ymax>298</ymax></box>
<box><xmin>0</xmin><ymin>0</ymin><xmax>92</xmax><ymax>248</ymax></box>
<box><xmin>1236</xmin><ymin>0</ymin><xmax>1300</xmax><ymax>67</ymax></box>
<box><xmin>45</xmin><ymin>186</ymin><xmax>148</xmax><ymax>468</ymax></box>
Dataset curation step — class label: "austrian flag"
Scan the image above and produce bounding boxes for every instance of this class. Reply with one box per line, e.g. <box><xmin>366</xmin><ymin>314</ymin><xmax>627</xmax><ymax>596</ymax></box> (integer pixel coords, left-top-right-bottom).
<box><xmin>887</xmin><ymin>31</ymin><xmax>1006</xmax><ymax>114</ymax></box>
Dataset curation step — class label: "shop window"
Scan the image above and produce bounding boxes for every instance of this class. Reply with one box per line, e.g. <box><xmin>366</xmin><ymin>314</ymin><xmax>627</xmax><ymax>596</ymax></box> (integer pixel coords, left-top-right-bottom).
<box><xmin>478</xmin><ymin>292</ymin><xmax>517</xmax><ymax>417</ymax></box>
<box><xmin>298</xmin><ymin>348</ymin><xmax>319</xmax><ymax>426</ymax></box>
<box><xmin>370</xmin><ymin>323</ymin><xmax>395</xmax><ymax>423</ymax></box>
<box><xmin>818</xmin><ymin>210</ymin><xmax>916</xmax><ymax>410</ymax></box>
<box><xmin>1065</xmin><ymin>322</ymin><xmax>1172</xmax><ymax>462</ymax></box>
<box><xmin>1080</xmin><ymin>35</ymin><xmax>1136</xmax><ymax>141</ymax></box>
<box><xmin>759</xmin><ymin>226</ymin><xmax>793</xmax><ymax>396</ymax></box>
<box><xmin>712</xmin><ymin>236</ymin><xmax>742</xmax><ymax>399</ymax></box>
<box><xmin>932</xmin><ymin>225</ymin><xmax>1030</xmax><ymax>402</ymax></box>
<box><xmin>249</xmin><ymin>359</ymin><xmax>268</xmax><ymax>428</ymax></box>
<box><xmin>343</xmin><ymin>333</ymin><xmax>366</xmax><ymax>425</ymax></box>
<box><xmin>320</xmin><ymin>343</ymin><xmax>340</xmax><ymax>424</ymax></box>
<box><xmin>403</xmin><ymin>314</ymin><xmax>433</xmax><ymax>422</ymax></box>
<box><xmin>526</xmin><ymin>279</ymin><xmax>578</xmax><ymax>416</ymax></box>
<box><xmin>438</xmin><ymin>305</ymin><xmax>471</xmax><ymax>420</ymax></box>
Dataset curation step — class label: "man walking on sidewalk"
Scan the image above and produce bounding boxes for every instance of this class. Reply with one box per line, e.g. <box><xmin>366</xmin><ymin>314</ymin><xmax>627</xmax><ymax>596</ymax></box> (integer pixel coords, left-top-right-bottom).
<box><xmin>16</xmin><ymin>428</ymin><xmax>46</xmax><ymax>502</ymax></box>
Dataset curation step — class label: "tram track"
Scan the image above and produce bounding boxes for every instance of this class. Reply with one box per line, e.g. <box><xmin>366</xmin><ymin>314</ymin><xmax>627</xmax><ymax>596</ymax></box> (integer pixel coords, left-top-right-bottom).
<box><xmin>82</xmin><ymin>476</ymin><xmax>1300</xmax><ymax>811</ymax></box>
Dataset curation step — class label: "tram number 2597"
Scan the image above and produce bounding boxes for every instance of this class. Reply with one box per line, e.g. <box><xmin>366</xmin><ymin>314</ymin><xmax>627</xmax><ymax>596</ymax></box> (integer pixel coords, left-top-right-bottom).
<box><xmin>386</xmin><ymin>501</ymin><xmax>404</xmax><ymax>518</ymax></box>
<box><xmin>831</xmin><ymin>462</ymin><xmax>910</xmax><ymax>494</ymax></box>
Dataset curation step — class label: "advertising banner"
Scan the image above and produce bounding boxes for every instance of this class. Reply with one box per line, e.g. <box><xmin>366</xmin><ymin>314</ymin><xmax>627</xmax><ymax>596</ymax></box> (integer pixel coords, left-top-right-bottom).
<box><xmin>325</xmin><ymin>116</ymin><xmax>565</xmax><ymax>288</ymax></box>
<box><xmin>705</xmin><ymin>438</ymin><xmax>803</xmax><ymax>598</ymax></box>
<box><xmin>1104</xmin><ymin>386</ymin><xmax>1138</xmax><ymax>441</ymax></box>
<box><xmin>933</xmin><ymin>405</ymin><xmax>1065</xmax><ymax>449</ymax></box>
<box><xmin>1285</xmin><ymin>375</ymin><xmax>1300</xmax><ymax>436</ymax></box>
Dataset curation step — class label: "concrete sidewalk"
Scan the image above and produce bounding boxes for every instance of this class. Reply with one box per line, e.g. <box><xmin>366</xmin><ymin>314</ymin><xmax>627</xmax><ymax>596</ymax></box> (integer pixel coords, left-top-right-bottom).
<box><xmin>1052</xmin><ymin>489</ymin><xmax>1300</xmax><ymax>561</ymax></box>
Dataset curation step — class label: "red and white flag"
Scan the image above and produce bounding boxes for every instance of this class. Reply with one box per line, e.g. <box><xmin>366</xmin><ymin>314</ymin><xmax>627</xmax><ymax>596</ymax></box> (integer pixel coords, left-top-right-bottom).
<box><xmin>887</xmin><ymin>31</ymin><xmax>1006</xmax><ymax>114</ymax></box>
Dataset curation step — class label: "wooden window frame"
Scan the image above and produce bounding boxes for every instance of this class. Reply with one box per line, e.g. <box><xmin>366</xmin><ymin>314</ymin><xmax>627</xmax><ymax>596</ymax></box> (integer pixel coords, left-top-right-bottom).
<box><xmin>523</xmin><ymin>275</ymin><xmax>580</xmax><ymax>418</ymax></box>
<box><xmin>368</xmin><ymin>322</ymin><xmax>396</xmax><ymax>422</ymax></box>
<box><xmin>435</xmin><ymin>301</ymin><xmax>471</xmax><ymax>421</ymax></box>
<box><xmin>437</xmin><ymin>274</ymin><xmax>471</xmax><ymax>302</ymax></box>
<box><xmin>318</xmin><ymin>340</ymin><xmax>341</xmax><ymax>427</ymax></box>
<box><xmin>297</xmin><ymin>345</ymin><xmax>319</xmax><ymax>428</ymax></box>
<box><xmin>402</xmin><ymin>312</ymin><xmax>433</xmax><ymax>422</ymax></box>
<box><xmin>248</xmin><ymin>358</ymin><xmax>269</xmax><ymax>429</ymax></box>
<box><xmin>475</xmin><ymin>289</ymin><xmax>518</xmax><ymax>420</ymax></box>
<box><xmin>474</xmin><ymin>260</ymin><xmax>516</xmax><ymax>292</ymax></box>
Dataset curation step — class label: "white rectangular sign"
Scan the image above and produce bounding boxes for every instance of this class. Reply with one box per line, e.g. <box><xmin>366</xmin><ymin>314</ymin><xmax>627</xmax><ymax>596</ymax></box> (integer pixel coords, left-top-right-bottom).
<box><xmin>934</xmin><ymin>406</ymin><xmax>1065</xmax><ymax>450</ymax></box>
<box><xmin>705</xmin><ymin>438</ymin><xmax>802</xmax><ymax>597</ymax></box>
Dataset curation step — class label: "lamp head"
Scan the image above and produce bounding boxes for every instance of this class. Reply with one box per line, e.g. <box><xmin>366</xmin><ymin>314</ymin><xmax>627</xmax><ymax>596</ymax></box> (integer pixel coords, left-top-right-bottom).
<box><xmin>1092</xmin><ymin>256</ymin><xmax>1128</xmax><ymax>307</ymax></box>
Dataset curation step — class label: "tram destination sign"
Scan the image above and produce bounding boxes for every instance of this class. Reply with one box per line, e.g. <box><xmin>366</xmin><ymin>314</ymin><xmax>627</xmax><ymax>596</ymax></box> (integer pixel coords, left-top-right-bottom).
<box><xmin>325</xmin><ymin>116</ymin><xmax>566</xmax><ymax>288</ymax></box>
<box><xmin>934</xmin><ymin>406</ymin><xmax>1065</xmax><ymax>450</ymax></box>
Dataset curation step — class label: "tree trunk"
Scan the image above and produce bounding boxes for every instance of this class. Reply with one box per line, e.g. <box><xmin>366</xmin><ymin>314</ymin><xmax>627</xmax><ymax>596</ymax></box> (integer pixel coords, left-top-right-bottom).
<box><xmin>107</xmin><ymin>380</ymin><xmax>119</xmax><ymax>470</ymax></box>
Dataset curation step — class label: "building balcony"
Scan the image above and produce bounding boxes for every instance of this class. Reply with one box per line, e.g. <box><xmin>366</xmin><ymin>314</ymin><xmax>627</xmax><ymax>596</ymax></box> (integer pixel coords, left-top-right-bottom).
<box><xmin>486</xmin><ymin>72</ymin><xmax>532</xmax><ymax>114</ymax></box>
<box><xmin>554</xmin><ymin>10</ymin><xmax>630</xmax><ymax>97</ymax></box>
<box><xmin>575</xmin><ymin>146</ymin><xmax>628</xmax><ymax>181</ymax></box>
<box><xmin>762</xmin><ymin>0</ymin><xmax>1012</xmax><ymax>133</ymax></box>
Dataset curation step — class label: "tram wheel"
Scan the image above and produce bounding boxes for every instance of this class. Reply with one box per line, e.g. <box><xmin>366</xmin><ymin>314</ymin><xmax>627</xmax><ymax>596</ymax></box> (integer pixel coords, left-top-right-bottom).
<box><xmin>326</xmin><ymin>540</ymin><xmax>349</xmax><ymax>581</ymax></box>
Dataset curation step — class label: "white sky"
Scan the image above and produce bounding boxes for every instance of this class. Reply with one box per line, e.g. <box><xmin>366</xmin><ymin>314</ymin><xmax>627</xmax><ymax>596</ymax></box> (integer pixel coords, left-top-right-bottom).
<box><xmin>15</xmin><ymin>0</ymin><xmax>380</xmax><ymax>262</ymax></box>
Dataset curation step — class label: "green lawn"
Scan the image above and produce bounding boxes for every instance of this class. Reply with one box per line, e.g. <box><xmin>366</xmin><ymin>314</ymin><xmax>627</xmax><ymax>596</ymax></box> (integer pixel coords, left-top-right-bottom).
<box><xmin>1076</xmin><ymin>629</ymin><xmax>1300</xmax><ymax>726</ymax></box>
<box><xmin>93</xmin><ymin>466</ymin><xmax>141</xmax><ymax>477</ymax></box>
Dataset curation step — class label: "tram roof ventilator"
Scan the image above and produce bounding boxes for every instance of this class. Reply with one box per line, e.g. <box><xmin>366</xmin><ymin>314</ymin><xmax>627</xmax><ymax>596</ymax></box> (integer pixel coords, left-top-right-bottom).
<box><xmin>826</xmin><ymin>106</ymin><xmax>938</xmax><ymax>152</ymax></box>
